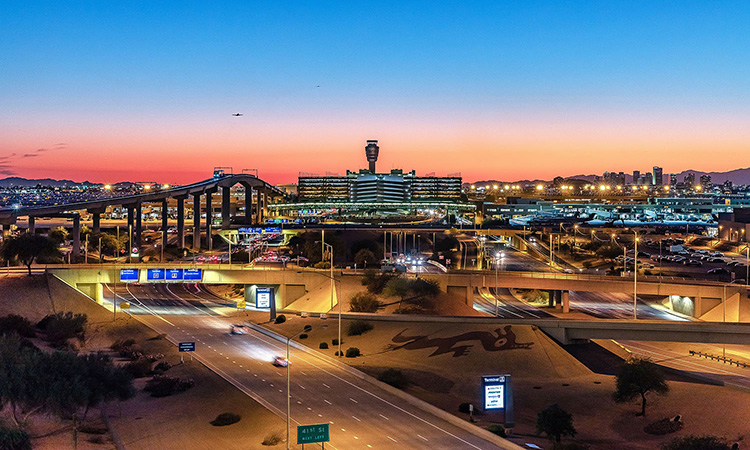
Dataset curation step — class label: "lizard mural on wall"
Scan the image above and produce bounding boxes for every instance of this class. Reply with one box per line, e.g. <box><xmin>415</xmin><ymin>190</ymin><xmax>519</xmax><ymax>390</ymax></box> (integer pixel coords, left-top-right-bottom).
<box><xmin>387</xmin><ymin>325</ymin><xmax>533</xmax><ymax>357</ymax></box>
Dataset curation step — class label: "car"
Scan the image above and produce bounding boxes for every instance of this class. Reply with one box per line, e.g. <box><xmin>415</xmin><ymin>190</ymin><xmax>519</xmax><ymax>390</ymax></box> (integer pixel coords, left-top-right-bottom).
<box><xmin>272</xmin><ymin>356</ymin><xmax>289</xmax><ymax>367</ymax></box>
<box><xmin>727</xmin><ymin>261</ymin><xmax>740</xmax><ymax>267</ymax></box>
<box><xmin>230</xmin><ymin>324</ymin><xmax>248</xmax><ymax>335</ymax></box>
<box><xmin>684</xmin><ymin>259</ymin><xmax>703</xmax><ymax>266</ymax></box>
<box><xmin>708</xmin><ymin>267</ymin><xmax>731</xmax><ymax>275</ymax></box>
<box><xmin>709</xmin><ymin>257</ymin><xmax>725</xmax><ymax>263</ymax></box>
<box><xmin>711</xmin><ymin>252</ymin><xmax>724</xmax><ymax>257</ymax></box>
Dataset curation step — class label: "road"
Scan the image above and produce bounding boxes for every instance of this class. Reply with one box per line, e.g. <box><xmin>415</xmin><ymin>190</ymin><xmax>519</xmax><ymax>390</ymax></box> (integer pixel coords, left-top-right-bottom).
<box><xmin>105</xmin><ymin>283</ymin><xmax>514</xmax><ymax>450</ymax></box>
<box><xmin>474</xmin><ymin>287</ymin><xmax>553</xmax><ymax>319</ymax></box>
<box><xmin>618</xmin><ymin>340</ymin><xmax>750</xmax><ymax>391</ymax></box>
<box><xmin>568</xmin><ymin>291</ymin><xmax>689</xmax><ymax>321</ymax></box>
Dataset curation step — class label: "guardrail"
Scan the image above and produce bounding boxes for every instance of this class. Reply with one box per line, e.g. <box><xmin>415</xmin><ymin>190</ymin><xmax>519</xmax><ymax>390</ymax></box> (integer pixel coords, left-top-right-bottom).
<box><xmin>689</xmin><ymin>350</ymin><xmax>750</xmax><ymax>368</ymax></box>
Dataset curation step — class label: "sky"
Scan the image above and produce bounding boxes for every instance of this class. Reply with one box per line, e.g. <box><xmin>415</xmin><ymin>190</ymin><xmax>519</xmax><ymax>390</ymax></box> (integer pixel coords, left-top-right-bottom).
<box><xmin>2</xmin><ymin>2</ymin><xmax>750</xmax><ymax>185</ymax></box>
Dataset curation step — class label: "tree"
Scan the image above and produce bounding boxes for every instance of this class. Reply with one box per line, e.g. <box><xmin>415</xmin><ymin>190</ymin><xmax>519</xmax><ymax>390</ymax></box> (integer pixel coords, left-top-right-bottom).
<box><xmin>613</xmin><ymin>357</ymin><xmax>669</xmax><ymax>416</ymax></box>
<box><xmin>97</xmin><ymin>232</ymin><xmax>126</xmax><ymax>259</ymax></box>
<box><xmin>383</xmin><ymin>276</ymin><xmax>410</xmax><ymax>309</ymax></box>
<box><xmin>354</xmin><ymin>248</ymin><xmax>376</xmax><ymax>268</ymax></box>
<box><xmin>536</xmin><ymin>404</ymin><xmax>577</xmax><ymax>443</ymax></box>
<box><xmin>48</xmin><ymin>227</ymin><xmax>69</xmax><ymax>245</ymax></box>
<box><xmin>660</xmin><ymin>435</ymin><xmax>732</xmax><ymax>450</ymax></box>
<box><xmin>596</xmin><ymin>243</ymin><xmax>622</xmax><ymax>260</ymax></box>
<box><xmin>1</xmin><ymin>234</ymin><xmax>60</xmax><ymax>275</ymax></box>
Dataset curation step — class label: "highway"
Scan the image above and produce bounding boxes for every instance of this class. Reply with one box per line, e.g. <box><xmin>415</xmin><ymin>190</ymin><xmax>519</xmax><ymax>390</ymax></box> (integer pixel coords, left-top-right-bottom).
<box><xmin>474</xmin><ymin>287</ymin><xmax>553</xmax><ymax>319</ymax></box>
<box><xmin>105</xmin><ymin>283</ymin><xmax>514</xmax><ymax>450</ymax></box>
<box><xmin>568</xmin><ymin>291</ymin><xmax>690</xmax><ymax>321</ymax></box>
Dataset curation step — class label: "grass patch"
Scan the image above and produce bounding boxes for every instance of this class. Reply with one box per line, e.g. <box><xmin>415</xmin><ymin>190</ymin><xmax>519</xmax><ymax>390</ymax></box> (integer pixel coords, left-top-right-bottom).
<box><xmin>262</xmin><ymin>430</ymin><xmax>283</xmax><ymax>446</ymax></box>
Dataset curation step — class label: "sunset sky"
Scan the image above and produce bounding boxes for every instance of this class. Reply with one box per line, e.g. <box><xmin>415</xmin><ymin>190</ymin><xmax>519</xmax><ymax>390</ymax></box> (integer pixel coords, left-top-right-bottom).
<box><xmin>2</xmin><ymin>2</ymin><xmax>750</xmax><ymax>185</ymax></box>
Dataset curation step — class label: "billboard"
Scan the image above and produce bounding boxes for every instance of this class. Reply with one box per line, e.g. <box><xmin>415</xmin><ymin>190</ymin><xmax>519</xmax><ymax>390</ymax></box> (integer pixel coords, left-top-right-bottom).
<box><xmin>183</xmin><ymin>269</ymin><xmax>202</xmax><ymax>281</ymax></box>
<box><xmin>119</xmin><ymin>269</ymin><xmax>139</xmax><ymax>283</ymax></box>
<box><xmin>166</xmin><ymin>268</ymin><xmax>183</xmax><ymax>281</ymax></box>
<box><xmin>482</xmin><ymin>375</ymin><xmax>507</xmax><ymax>410</ymax></box>
<box><xmin>256</xmin><ymin>287</ymin><xmax>273</xmax><ymax>309</ymax></box>
<box><xmin>146</xmin><ymin>268</ymin><xmax>165</xmax><ymax>281</ymax></box>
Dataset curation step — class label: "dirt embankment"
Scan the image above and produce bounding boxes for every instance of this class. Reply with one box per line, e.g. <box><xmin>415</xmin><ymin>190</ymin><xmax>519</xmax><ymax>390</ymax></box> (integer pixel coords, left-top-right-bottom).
<box><xmin>0</xmin><ymin>275</ymin><xmax>285</xmax><ymax>450</ymax></box>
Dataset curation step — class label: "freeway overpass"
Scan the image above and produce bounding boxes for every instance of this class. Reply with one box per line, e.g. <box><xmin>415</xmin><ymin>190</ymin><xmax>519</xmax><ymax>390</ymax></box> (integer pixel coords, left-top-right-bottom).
<box><xmin>50</xmin><ymin>263</ymin><xmax>750</xmax><ymax>324</ymax></box>
<box><xmin>0</xmin><ymin>173</ymin><xmax>285</xmax><ymax>256</ymax></box>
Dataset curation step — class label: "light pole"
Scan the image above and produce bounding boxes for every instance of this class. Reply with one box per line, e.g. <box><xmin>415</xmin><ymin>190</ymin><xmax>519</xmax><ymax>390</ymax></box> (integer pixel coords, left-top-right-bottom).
<box><xmin>317</xmin><ymin>241</ymin><xmax>338</xmax><ymax>356</ymax></box>
<box><xmin>287</xmin><ymin>324</ymin><xmax>312</xmax><ymax>450</ymax></box>
<box><xmin>494</xmin><ymin>253</ymin><xmax>500</xmax><ymax>316</ymax></box>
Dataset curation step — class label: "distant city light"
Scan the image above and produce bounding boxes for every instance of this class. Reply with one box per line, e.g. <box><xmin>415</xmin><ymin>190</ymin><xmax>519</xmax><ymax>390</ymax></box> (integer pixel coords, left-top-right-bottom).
<box><xmin>104</xmin><ymin>184</ymin><xmax>112</xmax><ymax>190</ymax></box>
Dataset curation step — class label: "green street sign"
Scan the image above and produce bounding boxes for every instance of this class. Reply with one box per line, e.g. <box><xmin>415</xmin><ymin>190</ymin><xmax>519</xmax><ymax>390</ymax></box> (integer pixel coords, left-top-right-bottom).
<box><xmin>297</xmin><ymin>423</ymin><xmax>329</xmax><ymax>444</ymax></box>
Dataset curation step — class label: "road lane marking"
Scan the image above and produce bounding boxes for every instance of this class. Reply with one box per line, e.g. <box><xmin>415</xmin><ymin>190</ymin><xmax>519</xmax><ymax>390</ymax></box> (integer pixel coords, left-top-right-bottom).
<box><xmin>417</xmin><ymin>434</ymin><xmax>428</xmax><ymax>441</ymax></box>
<box><xmin>379</xmin><ymin>414</ymin><xmax>389</xmax><ymax>420</ymax></box>
<box><xmin>300</xmin><ymin>371</ymin><xmax>307</xmax><ymax>376</ymax></box>
<box><xmin>349</xmin><ymin>398</ymin><xmax>358</xmax><ymax>403</ymax></box>
<box><xmin>322</xmin><ymin>383</ymin><xmax>330</xmax><ymax>388</ymax></box>
<box><xmin>387</xmin><ymin>436</ymin><xmax>397</xmax><ymax>442</ymax></box>
<box><xmin>352</xmin><ymin>416</ymin><xmax>360</xmax><ymax>422</ymax></box>
<box><xmin>324</xmin><ymin>399</ymin><xmax>332</xmax><ymax>405</ymax></box>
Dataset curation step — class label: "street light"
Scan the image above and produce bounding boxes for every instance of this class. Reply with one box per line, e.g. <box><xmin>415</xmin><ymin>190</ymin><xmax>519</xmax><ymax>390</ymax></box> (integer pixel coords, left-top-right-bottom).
<box><xmin>287</xmin><ymin>324</ymin><xmax>312</xmax><ymax>450</ymax></box>
<box><xmin>316</xmin><ymin>240</ymin><xmax>338</xmax><ymax>356</ymax></box>
<box><xmin>624</xmin><ymin>229</ymin><xmax>640</xmax><ymax>320</ymax></box>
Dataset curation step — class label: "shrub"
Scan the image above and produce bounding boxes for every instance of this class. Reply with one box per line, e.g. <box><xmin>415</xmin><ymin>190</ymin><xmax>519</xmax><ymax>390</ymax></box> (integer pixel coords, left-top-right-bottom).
<box><xmin>210</xmin><ymin>412</ymin><xmax>241</xmax><ymax>427</ymax></box>
<box><xmin>147</xmin><ymin>334</ymin><xmax>167</xmax><ymax>341</ymax></box>
<box><xmin>144</xmin><ymin>375</ymin><xmax>195</xmax><ymax>397</ymax></box>
<box><xmin>332</xmin><ymin>338</ymin><xmax>342</xmax><ymax>345</ymax></box>
<box><xmin>274</xmin><ymin>315</ymin><xmax>286</xmax><ymax>324</ymax></box>
<box><xmin>345</xmin><ymin>347</ymin><xmax>361</xmax><ymax>358</ymax></box>
<box><xmin>458</xmin><ymin>402</ymin><xmax>472</xmax><ymax>413</ymax></box>
<box><xmin>378</xmin><ymin>368</ymin><xmax>407</xmax><ymax>389</ymax></box>
<box><xmin>0</xmin><ymin>314</ymin><xmax>36</xmax><ymax>338</ymax></box>
<box><xmin>299</xmin><ymin>333</ymin><xmax>308</xmax><ymax>339</ymax></box>
<box><xmin>347</xmin><ymin>320</ymin><xmax>374</xmax><ymax>336</ymax></box>
<box><xmin>262</xmin><ymin>431</ymin><xmax>283</xmax><ymax>446</ymax></box>
<box><xmin>660</xmin><ymin>435</ymin><xmax>732</xmax><ymax>450</ymax></box>
<box><xmin>0</xmin><ymin>426</ymin><xmax>31</xmax><ymax>450</ymax></box>
<box><xmin>487</xmin><ymin>424</ymin><xmax>506</xmax><ymax>437</ymax></box>
<box><xmin>644</xmin><ymin>418</ymin><xmax>684</xmax><ymax>435</ymax></box>
<box><xmin>111</xmin><ymin>338</ymin><xmax>137</xmax><ymax>351</ymax></box>
<box><xmin>314</xmin><ymin>261</ymin><xmax>331</xmax><ymax>269</ymax></box>
<box><xmin>349</xmin><ymin>292</ymin><xmax>382</xmax><ymax>312</ymax></box>
<box><xmin>37</xmin><ymin>311</ymin><xmax>87</xmax><ymax>345</ymax></box>
<box><xmin>319</xmin><ymin>342</ymin><xmax>329</xmax><ymax>349</ymax></box>
<box><xmin>153</xmin><ymin>361</ymin><xmax>172</xmax><ymax>374</ymax></box>
<box><xmin>124</xmin><ymin>358</ymin><xmax>153</xmax><ymax>378</ymax></box>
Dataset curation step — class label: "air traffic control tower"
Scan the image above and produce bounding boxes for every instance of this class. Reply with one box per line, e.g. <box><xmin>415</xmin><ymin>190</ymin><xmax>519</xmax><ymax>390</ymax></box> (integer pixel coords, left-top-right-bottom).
<box><xmin>365</xmin><ymin>140</ymin><xmax>379</xmax><ymax>173</ymax></box>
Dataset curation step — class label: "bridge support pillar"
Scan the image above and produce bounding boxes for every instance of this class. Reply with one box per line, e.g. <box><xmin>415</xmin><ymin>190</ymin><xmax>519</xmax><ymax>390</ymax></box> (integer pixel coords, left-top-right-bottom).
<box><xmin>192</xmin><ymin>193</ymin><xmax>201</xmax><ymax>250</ymax></box>
<box><xmin>256</xmin><ymin>188</ymin><xmax>263</xmax><ymax>224</ymax></box>
<box><xmin>243</xmin><ymin>184</ymin><xmax>253</xmax><ymax>224</ymax></box>
<box><xmin>221</xmin><ymin>186</ymin><xmax>231</xmax><ymax>230</ymax></box>
<box><xmin>135</xmin><ymin>203</ymin><xmax>142</xmax><ymax>249</ymax></box>
<box><xmin>72</xmin><ymin>214</ymin><xmax>81</xmax><ymax>258</ymax></box>
<box><xmin>28</xmin><ymin>216</ymin><xmax>35</xmax><ymax>235</ymax></box>
<box><xmin>206</xmin><ymin>191</ymin><xmax>213</xmax><ymax>251</ymax></box>
<box><xmin>547</xmin><ymin>290</ymin><xmax>556</xmax><ymax>307</ymax></box>
<box><xmin>91</xmin><ymin>212</ymin><xmax>100</xmax><ymax>234</ymax></box>
<box><xmin>562</xmin><ymin>290</ymin><xmax>570</xmax><ymax>313</ymax></box>
<box><xmin>161</xmin><ymin>199</ymin><xmax>168</xmax><ymax>260</ymax></box>
<box><xmin>176</xmin><ymin>196</ymin><xmax>185</xmax><ymax>249</ymax></box>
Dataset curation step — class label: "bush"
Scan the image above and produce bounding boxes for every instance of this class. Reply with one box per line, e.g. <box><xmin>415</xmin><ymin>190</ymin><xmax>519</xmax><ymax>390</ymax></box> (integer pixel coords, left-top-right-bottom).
<box><xmin>299</xmin><ymin>333</ymin><xmax>308</xmax><ymax>339</ymax></box>
<box><xmin>153</xmin><ymin>361</ymin><xmax>172</xmax><ymax>374</ymax></box>
<box><xmin>274</xmin><ymin>315</ymin><xmax>286</xmax><ymax>324</ymax></box>
<box><xmin>347</xmin><ymin>320</ymin><xmax>374</xmax><ymax>336</ymax></box>
<box><xmin>0</xmin><ymin>425</ymin><xmax>32</xmax><ymax>450</ymax></box>
<box><xmin>37</xmin><ymin>311</ymin><xmax>87</xmax><ymax>345</ymax></box>
<box><xmin>345</xmin><ymin>347</ymin><xmax>361</xmax><ymax>358</ymax></box>
<box><xmin>335</xmin><ymin>351</ymin><xmax>342</xmax><ymax>356</ymax></box>
<box><xmin>124</xmin><ymin>358</ymin><xmax>153</xmax><ymax>378</ymax></box>
<box><xmin>111</xmin><ymin>338</ymin><xmax>137</xmax><ymax>351</ymax></box>
<box><xmin>458</xmin><ymin>402</ymin><xmax>472</xmax><ymax>413</ymax></box>
<box><xmin>378</xmin><ymin>368</ymin><xmax>407</xmax><ymax>389</ymax></box>
<box><xmin>487</xmin><ymin>424</ymin><xmax>506</xmax><ymax>437</ymax></box>
<box><xmin>144</xmin><ymin>375</ymin><xmax>195</xmax><ymax>397</ymax></box>
<box><xmin>262</xmin><ymin>431</ymin><xmax>283</xmax><ymax>446</ymax></box>
<box><xmin>314</xmin><ymin>261</ymin><xmax>331</xmax><ymax>269</ymax></box>
<box><xmin>0</xmin><ymin>314</ymin><xmax>36</xmax><ymax>338</ymax></box>
<box><xmin>660</xmin><ymin>435</ymin><xmax>732</xmax><ymax>450</ymax></box>
<box><xmin>332</xmin><ymin>338</ymin><xmax>342</xmax><ymax>345</ymax></box>
<box><xmin>319</xmin><ymin>342</ymin><xmax>329</xmax><ymax>349</ymax></box>
<box><xmin>210</xmin><ymin>412</ymin><xmax>241</xmax><ymax>427</ymax></box>
<box><xmin>349</xmin><ymin>292</ymin><xmax>382</xmax><ymax>312</ymax></box>
<box><xmin>644</xmin><ymin>418</ymin><xmax>684</xmax><ymax>435</ymax></box>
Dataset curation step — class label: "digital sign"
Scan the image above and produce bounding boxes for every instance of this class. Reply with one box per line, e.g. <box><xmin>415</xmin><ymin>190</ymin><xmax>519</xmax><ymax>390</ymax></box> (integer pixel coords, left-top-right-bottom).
<box><xmin>146</xmin><ymin>268</ymin><xmax>165</xmax><ymax>281</ymax></box>
<box><xmin>166</xmin><ymin>268</ymin><xmax>183</xmax><ymax>281</ymax></box>
<box><xmin>183</xmin><ymin>269</ymin><xmax>202</xmax><ymax>281</ymax></box>
<box><xmin>119</xmin><ymin>269</ymin><xmax>139</xmax><ymax>282</ymax></box>
<box><xmin>256</xmin><ymin>287</ymin><xmax>273</xmax><ymax>309</ymax></box>
<box><xmin>482</xmin><ymin>375</ymin><xmax>507</xmax><ymax>410</ymax></box>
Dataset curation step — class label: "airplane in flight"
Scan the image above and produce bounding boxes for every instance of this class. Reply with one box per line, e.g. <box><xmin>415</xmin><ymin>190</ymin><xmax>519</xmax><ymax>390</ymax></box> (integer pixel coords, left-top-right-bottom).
<box><xmin>232</xmin><ymin>112</ymin><xmax>243</xmax><ymax>116</ymax></box>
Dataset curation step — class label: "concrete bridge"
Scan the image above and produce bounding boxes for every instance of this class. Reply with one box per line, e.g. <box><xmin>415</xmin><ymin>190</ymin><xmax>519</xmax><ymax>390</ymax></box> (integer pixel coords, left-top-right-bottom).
<box><xmin>50</xmin><ymin>264</ymin><xmax>750</xmax><ymax>323</ymax></box>
<box><xmin>0</xmin><ymin>174</ymin><xmax>286</xmax><ymax>256</ymax></box>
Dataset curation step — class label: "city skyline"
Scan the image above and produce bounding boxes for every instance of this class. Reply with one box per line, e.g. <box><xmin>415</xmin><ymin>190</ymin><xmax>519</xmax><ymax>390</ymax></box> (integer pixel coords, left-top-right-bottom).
<box><xmin>3</xmin><ymin>2</ymin><xmax>750</xmax><ymax>184</ymax></box>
